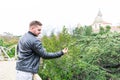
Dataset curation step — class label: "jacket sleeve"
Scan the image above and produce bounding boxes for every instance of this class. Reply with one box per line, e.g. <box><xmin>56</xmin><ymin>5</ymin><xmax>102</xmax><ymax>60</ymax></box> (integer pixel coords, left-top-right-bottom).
<box><xmin>32</xmin><ymin>39</ymin><xmax>64</xmax><ymax>59</ymax></box>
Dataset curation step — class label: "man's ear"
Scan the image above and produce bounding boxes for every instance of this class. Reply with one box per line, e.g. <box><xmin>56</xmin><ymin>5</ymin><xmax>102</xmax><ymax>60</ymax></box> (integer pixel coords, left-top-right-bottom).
<box><xmin>30</xmin><ymin>26</ymin><xmax>35</xmax><ymax>30</ymax></box>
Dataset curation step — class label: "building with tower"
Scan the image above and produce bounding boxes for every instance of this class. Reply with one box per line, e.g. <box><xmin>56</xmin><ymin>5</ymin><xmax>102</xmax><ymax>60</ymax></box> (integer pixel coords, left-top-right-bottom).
<box><xmin>91</xmin><ymin>9</ymin><xmax>112</xmax><ymax>32</ymax></box>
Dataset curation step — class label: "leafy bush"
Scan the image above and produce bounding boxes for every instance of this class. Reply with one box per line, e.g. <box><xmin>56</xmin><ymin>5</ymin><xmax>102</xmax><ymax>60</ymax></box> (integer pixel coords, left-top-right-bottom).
<box><xmin>0</xmin><ymin>39</ymin><xmax>4</xmax><ymax>46</ymax></box>
<box><xmin>0</xmin><ymin>35</ymin><xmax>19</xmax><ymax>58</ymax></box>
<box><xmin>38</xmin><ymin>26</ymin><xmax>120</xmax><ymax>80</ymax></box>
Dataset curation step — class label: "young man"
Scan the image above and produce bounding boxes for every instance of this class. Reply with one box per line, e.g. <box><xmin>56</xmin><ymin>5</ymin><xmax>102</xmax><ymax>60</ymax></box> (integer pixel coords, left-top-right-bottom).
<box><xmin>16</xmin><ymin>20</ymin><xmax>68</xmax><ymax>80</ymax></box>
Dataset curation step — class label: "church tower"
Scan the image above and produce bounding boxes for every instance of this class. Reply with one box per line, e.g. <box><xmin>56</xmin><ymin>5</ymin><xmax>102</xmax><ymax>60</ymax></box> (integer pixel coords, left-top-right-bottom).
<box><xmin>92</xmin><ymin>9</ymin><xmax>112</xmax><ymax>30</ymax></box>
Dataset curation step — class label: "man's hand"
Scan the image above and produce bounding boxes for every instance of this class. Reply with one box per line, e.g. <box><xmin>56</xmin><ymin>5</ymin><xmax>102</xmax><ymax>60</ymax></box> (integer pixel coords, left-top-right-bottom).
<box><xmin>33</xmin><ymin>74</ymin><xmax>42</xmax><ymax>80</ymax></box>
<box><xmin>62</xmin><ymin>48</ymin><xmax>68</xmax><ymax>54</ymax></box>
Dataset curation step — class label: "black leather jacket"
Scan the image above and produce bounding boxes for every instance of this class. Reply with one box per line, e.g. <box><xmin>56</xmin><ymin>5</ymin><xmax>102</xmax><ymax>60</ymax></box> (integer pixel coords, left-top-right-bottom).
<box><xmin>16</xmin><ymin>31</ymin><xmax>64</xmax><ymax>73</ymax></box>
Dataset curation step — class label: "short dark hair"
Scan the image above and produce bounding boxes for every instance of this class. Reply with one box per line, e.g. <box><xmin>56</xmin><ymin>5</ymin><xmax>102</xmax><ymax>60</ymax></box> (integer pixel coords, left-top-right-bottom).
<box><xmin>29</xmin><ymin>20</ymin><xmax>42</xmax><ymax>27</ymax></box>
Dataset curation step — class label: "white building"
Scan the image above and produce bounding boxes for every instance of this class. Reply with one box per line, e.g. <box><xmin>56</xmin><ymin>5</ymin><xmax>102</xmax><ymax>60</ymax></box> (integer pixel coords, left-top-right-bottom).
<box><xmin>91</xmin><ymin>10</ymin><xmax>112</xmax><ymax>32</ymax></box>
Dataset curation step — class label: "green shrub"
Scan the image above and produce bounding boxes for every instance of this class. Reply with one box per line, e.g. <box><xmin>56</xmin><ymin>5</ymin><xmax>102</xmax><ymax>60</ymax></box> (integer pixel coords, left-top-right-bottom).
<box><xmin>38</xmin><ymin>26</ymin><xmax>120</xmax><ymax>80</ymax></box>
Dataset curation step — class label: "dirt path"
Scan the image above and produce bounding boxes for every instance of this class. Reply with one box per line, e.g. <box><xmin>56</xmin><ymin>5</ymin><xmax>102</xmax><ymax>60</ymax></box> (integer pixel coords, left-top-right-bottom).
<box><xmin>0</xmin><ymin>61</ymin><xmax>16</xmax><ymax>80</ymax></box>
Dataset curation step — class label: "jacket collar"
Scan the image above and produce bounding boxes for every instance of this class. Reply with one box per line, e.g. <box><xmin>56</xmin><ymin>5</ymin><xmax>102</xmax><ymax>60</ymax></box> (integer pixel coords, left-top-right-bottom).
<box><xmin>28</xmin><ymin>31</ymin><xmax>37</xmax><ymax>36</ymax></box>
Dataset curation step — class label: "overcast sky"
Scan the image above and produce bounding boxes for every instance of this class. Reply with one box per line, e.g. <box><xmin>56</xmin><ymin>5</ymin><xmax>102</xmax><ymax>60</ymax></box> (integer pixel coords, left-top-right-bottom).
<box><xmin>0</xmin><ymin>0</ymin><xmax>120</xmax><ymax>35</ymax></box>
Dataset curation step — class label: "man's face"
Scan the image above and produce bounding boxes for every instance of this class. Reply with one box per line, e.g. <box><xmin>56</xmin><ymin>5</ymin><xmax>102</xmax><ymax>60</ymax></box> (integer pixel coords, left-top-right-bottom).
<box><xmin>32</xmin><ymin>25</ymin><xmax>42</xmax><ymax>36</ymax></box>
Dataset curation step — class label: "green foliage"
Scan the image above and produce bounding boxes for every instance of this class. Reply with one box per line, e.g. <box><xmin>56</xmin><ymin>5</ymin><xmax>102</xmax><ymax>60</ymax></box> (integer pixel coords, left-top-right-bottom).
<box><xmin>73</xmin><ymin>26</ymin><xmax>93</xmax><ymax>39</ymax></box>
<box><xmin>39</xmin><ymin>26</ymin><xmax>120</xmax><ymax>80</ymax></box>
<box><xmin>84</xmin><ymin>26</ymin><xmax>93</xmax><ymax>36</ymax></box>
<box><xmin>105</xmin><ymin>25</ymin><xmax>111</xmax><ymax>32</ymax></box>
<box><xmin>0</xmin><ymin>39</ymin><xmax>4</xmax><ymax>46</ymax></box>
<box><xmin>1</xmin><ymin>26</ymin><xmax>119</xmax><ymax>79</ymax></box>
<box><xmin>99</xmin><ymin>26</ymin><xmax>105</xmax><ymax>34</ymax></box>
<box><xmin>99</xmin><ymin>26</ymin><xmax>111</xmax><ymax>34</ymax></box>
<box><xmin>42</xmin><ymin>26</ymin><xmax>71</xmax><ymax>51</ymax></box>
<box><xmin>0</xmin><ymin>35</ymin><xmax>19</xmax><ymax>58</ymax></box>
<box><xmin>0</xmin><ymin>36</ymin><xmax>18</xmax><ymax>47</ymax></box>
<box><xmin>7</xmin><ymin>46</ymin><xmax>16</xmax><ymax>58</ymax></box>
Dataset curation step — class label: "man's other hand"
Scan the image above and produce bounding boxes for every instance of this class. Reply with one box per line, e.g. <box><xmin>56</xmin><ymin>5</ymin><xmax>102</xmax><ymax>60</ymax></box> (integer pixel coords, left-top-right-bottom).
<box><xmin>62</xmin><ymin>48</ymin><xmax>68</xmax><ymax>54</ymax></box>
